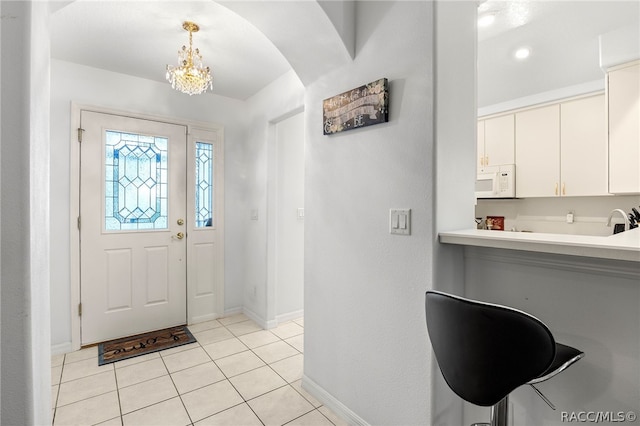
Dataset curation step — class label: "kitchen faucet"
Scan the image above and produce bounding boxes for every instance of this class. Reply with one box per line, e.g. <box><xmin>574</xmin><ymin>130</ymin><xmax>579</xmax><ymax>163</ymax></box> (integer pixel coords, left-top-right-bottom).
<box><xmin>606</xmin><ymin>209</ymin><xmax>630</xmax><ymax>232</ymax></box>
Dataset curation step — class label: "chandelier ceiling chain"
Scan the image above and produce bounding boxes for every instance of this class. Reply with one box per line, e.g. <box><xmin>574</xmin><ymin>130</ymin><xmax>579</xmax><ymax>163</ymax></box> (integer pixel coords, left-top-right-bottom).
<box><xmin>166</xmin><ymin>21</ymin><xmax>213</xmax><ymax>96</ymax></box>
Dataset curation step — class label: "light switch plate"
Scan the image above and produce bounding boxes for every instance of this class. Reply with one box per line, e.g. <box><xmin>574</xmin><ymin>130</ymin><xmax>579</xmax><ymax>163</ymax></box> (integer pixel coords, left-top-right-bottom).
<box><xmin>251</xmin><ymin>209</ymin><xmax>259</xmax><ymax>220</ymax></box>
<box><xmin>390</xmin><ymin>209</ymin><xmax>411</xmax><ymax>235</ymax></box>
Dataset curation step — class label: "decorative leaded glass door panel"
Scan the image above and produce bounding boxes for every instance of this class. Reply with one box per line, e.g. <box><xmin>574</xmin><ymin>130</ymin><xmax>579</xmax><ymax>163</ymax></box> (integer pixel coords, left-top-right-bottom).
<box><xmin>80</xmin><ymin>111</ymin><xmax>188</xmax><ymax>345</ymax></box>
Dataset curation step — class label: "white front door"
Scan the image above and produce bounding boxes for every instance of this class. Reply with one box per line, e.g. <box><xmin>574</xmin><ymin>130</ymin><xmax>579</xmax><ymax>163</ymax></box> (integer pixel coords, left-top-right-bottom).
<box><xmin>79</xmin><ymin>111</ymin><xmax>188</xmax><ymax>345</ymax></box>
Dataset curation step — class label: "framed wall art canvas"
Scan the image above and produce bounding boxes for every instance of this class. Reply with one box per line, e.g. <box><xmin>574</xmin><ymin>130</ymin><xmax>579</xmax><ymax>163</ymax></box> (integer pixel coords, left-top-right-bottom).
<box><xmin>323</xmin><ymin>78</ymin><xmax>389</xmax><ymax>135</ymax></box>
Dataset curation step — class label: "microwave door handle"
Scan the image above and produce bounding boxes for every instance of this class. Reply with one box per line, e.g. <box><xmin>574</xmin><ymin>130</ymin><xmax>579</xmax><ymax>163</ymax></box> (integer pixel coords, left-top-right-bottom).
<box><xmin>492</xmin><ymin>172</ymin><xmax>499</xmax><ymax>195</ymax></box>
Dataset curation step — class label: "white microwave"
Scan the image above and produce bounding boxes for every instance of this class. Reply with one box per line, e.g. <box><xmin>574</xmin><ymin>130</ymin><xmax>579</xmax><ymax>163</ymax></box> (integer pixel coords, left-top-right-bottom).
<box><xmin>475</xmin><ymin>164</ymin><xmax>515</xmax><ymax>199</ymax></box>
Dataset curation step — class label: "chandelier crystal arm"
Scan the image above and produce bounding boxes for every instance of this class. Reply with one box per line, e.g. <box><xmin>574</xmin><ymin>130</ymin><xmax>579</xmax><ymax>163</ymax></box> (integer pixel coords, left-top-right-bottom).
<box><xmin>166</xmin><ymin>21</ymin><xmax>213</xmax><ymax>96</ymax></box>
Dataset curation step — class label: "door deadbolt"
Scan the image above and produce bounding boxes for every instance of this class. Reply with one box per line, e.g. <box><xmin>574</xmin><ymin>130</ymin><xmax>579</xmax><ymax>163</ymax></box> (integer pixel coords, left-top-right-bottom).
<box><xmin>177</xmin><ymin>218</ymin><xmax>184</xmax><ymax>226</ymax></box>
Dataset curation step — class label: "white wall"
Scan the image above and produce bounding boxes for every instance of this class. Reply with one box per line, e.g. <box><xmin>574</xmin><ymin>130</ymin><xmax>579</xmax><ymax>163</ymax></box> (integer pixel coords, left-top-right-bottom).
<box><xmin>49</xmin><ymin>59</ymin><xmax>248</xmax><ymax>351</ymax></box>
<box><xmin>432</xmin><ymin>2</ymin><xmax>478</xmax><ymax>425</ymax></box>
<box><xmin>1</xmin><ymin>2</ymin><xmax>52</xmax><ymax>424</ymax></box>
<box><xmin>303</xmin><ymin>2</ymin><xmax>434</xmax><ymax>424</ymax></box>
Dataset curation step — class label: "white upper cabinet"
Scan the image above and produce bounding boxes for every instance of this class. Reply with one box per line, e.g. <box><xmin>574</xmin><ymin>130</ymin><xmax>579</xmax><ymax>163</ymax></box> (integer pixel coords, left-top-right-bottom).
<box><xmin>477</xmin><ymin>114</ymin><xmax>515</xmax><ymax>172</ymax></box>
<box><xmin>608</xmin><ymin>61</ymin><xmax>640</xmax><ymax>194</ymax></box>
<box><xmin>516</xmin><ymin>104</ymin><xmax>561</xmax><ymax>198</ymax></box>
<box><xmin>560</xmin><ymin>94</ymin><xmax>608</xmax><ymax>196</ymax></box>
<box><xmin>512</xmin><ymin>94</ymin><xmax>609</xmax><ymax>198</ymax></box>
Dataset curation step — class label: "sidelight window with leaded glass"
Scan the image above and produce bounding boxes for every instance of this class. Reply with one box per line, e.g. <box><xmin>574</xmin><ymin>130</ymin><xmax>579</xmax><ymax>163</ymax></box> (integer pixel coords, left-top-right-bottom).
<box><xmin>195</xmin><ymin>142</ymin><xmax>214</xmax><ymax>228</ymax></box>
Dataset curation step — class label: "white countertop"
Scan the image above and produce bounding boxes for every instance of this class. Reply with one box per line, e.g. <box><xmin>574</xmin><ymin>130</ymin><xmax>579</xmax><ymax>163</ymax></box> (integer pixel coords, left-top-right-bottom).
<box><xmin>439</xmin><ymin>227</ymin><xmax>640</xmax><ymax>262</ymax></box>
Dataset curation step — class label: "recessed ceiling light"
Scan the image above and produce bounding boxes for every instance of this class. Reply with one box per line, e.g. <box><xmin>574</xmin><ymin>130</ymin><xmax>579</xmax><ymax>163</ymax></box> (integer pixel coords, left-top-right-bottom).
<box><xmin>514</xmin><ymin>47</ymin><xmax>531</xmax><ymax>60</ymax></box>
<box><xmin>478</xmin><ymin>14</ymin><xmax>495</xmax><ymax>28</ymax></box>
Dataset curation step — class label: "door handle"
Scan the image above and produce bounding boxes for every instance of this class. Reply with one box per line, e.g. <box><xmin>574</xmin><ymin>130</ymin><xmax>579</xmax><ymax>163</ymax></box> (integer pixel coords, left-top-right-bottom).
<box><xmin>174</xmin><ymin>232</ymin><xmax>185</xmax><ymax>240</ymax></box>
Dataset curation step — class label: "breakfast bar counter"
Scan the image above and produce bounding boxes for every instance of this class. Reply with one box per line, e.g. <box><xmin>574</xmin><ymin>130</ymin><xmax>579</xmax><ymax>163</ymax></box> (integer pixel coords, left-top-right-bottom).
<box><xmin>439</xmin><ymin>227</ymin><xmax>640</xmax><ymax>262</ymax></box>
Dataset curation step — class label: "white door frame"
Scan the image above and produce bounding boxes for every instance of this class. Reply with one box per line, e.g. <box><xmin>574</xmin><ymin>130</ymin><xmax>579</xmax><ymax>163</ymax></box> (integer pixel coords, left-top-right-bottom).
<box><xmin>69</xmin><ymin>103</ymin><xmax>225</xmax><ymax>350</ymax></box>
<box><xmin>266</xmin><ymin>106</ymin><xmax>305</xmax><ymax>327</ymax></box>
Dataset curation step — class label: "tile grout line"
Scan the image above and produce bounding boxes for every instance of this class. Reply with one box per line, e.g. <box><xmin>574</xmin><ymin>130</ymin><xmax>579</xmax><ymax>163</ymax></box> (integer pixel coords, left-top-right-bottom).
<box><xmin>158</xmin><ymin>344</ymin><xmax>196</xmax><ymax>426</ymax></box>
<box><xmin>192</xmin><ymin>319</ymin><xmax>308</xmax><ymax>425</ymax></box>
<box><xmin>53</xmin><ymin>354</ymin><xmax>124</xmax><ymax>426</ymax></box>
<box><xmin>266</xmin><ymin>323</ymin><xmax>337</xmax><ymax>425</ymax></box>
<box><xmin>216</xmin><ymin>321</ymin><xmax>267</xmax><ymax>426</ymax></box>
<box><xmin>50</xmin><ymin>354</ymin><xmax>65</xmax><ymax>425</ymax></box>
<box><xmin>233</xmin><ymin>321</ymin><xmax>326</xmax><ymax>425</ymax></box>
<box><xmin>255</xmin><ymin>323</ymin><xmax>334</xmax><ymax>426</ymax></box>
<box><xmin>115</xmin><ymin>350</ymin><xmax>195</xmax><ymax>424</ymax></box>
<box><xmin>111</xmin><ymin>362</ymin><xmax>125</xmax><ymax>426</ymax></box>
<box><xmin>181</xmin><ymin>320</ymin><xmax>266</xmax><ymax>425</ymax></box>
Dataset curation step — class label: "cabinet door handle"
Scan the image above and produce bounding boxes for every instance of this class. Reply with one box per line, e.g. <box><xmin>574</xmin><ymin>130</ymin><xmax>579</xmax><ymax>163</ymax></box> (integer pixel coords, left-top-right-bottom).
<box><xmin>485</xmin><ymin>156</ymin><xmax>489</xmax><ymax>166</ymax></box>
<box><xmin>562</xmin><ymin>183</ymin><xmax>566</xmax><ymax>196</ymax></box>
<box><xmin>555</xmin><ymin>183</ymin><xmax>558</xmax><ymax>196</ymax></box>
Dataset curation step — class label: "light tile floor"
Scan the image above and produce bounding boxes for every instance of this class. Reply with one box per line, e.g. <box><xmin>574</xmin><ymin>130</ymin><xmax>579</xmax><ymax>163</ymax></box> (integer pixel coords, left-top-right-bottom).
<box><xmin>51</xmin><ymin>315</ymin><xmax>346</xmax><ymax>426</ymax></box>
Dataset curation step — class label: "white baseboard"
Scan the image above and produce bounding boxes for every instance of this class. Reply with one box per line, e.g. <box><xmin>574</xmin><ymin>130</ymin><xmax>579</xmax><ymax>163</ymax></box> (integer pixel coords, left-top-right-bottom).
<box><xmin>242</xmin><ymin>307</ymin><xmax>275</xmax><ymax>329</ymax></box>
<box><xmin>189</xmin><ymin>313</ymin><xmax>219</xmax><ymax>325</ymax></box>
<box><xmin>223</xmin><ymin>306</ymin><xmax>243</xmax><ymax>317</ymax></box>
<box><xmin>301</xmin><ymin>374</ymin><xmax>369</xmax><ymax>426</ymax></box>
<box><xmin>51</xmin><ymin>341</ymin><xmax>73</xmax><ymax>356</ymax></box>
<box><xmin>276</xmin><ymin>309</ymin><xmax>303</xmax><ymax>324</ymax></box>
<box><xmin>227</xmin><ymin>307</ymin><xmax>303</xmax><ymax>330</ymax></box>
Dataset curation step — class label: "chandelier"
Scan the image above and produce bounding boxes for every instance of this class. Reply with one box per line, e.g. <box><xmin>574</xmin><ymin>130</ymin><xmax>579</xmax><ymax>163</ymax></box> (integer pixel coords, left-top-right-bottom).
<box><xmin>166</xmin><ymin>21</ymin><xmax>213</xmax><ymax>96</ymax></box>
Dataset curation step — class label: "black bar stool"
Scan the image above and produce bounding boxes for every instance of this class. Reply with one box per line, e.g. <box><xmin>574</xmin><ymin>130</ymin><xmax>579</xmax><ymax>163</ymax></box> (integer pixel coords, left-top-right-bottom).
<box><xmin>425</xmin><ymin>291</ymin><xmax>584</xmax><ymax>426</ymax></box>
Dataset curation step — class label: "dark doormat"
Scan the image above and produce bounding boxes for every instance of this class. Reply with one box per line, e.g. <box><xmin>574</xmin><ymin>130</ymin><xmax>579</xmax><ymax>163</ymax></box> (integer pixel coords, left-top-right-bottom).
<box><xmin>98</xmin><ymin>325</ymin><xmax>196</xmax><ymax>365</ymax></box>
